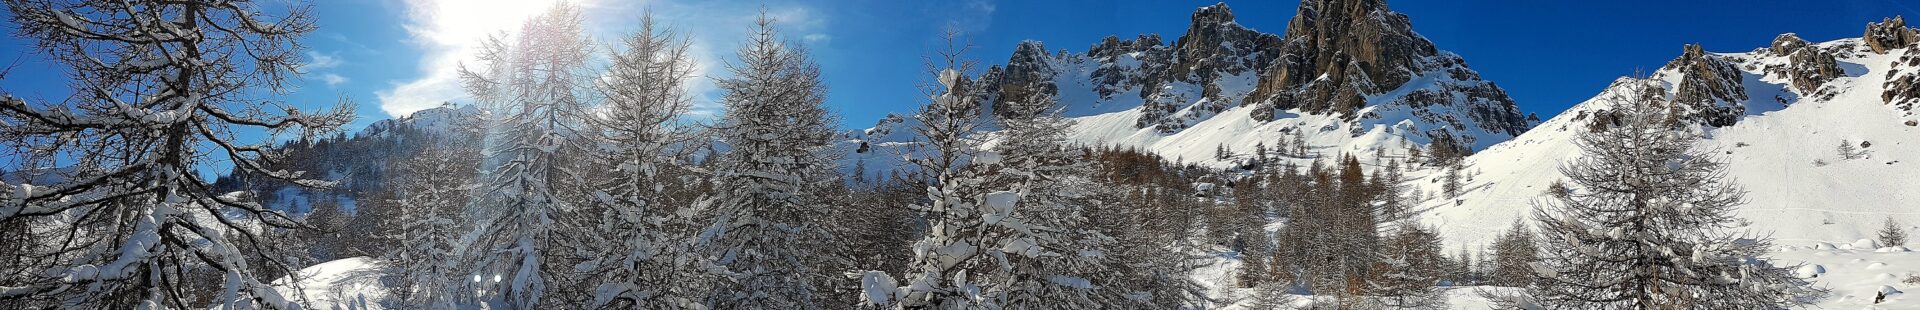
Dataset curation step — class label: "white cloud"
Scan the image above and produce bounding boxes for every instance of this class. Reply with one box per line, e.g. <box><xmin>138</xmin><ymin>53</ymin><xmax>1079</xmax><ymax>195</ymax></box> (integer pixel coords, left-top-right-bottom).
<box><xmin>302</xmin><ymin>51</ymin><xmax>342</xmax><ymax>70</ymax></box>
<box><xmin>319</xmin><ymin>73</ymin><xmax>349</xmax><ymax>87</ymax></box>
<box><xmin>378</xmin><ymin>0</ymin><xmax>592</xmax><ymax>117</ymax></box>
<box><xmin>378</xmin><ymin>0</ymin><xmax>830</xmax><ymax>119</ymax></box>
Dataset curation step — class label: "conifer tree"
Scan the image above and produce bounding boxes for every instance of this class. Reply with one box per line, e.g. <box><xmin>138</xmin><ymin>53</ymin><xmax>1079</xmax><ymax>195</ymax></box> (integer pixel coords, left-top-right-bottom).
<box><xmin>579</xmin><ymin>12</ymin><xmax>706</xmax><ymax>309</ymax></box>
<box><xmin>1530</xmin><ymin>80</ymin><xmax>1820</xmax><ymax>308</ymax></box>
<box><xmin>455</xmin><ymin>3</ymin><xmax>597</xmax><ymax>307</ymax></box>
<box><xmin>697</xmin><ymin>11</ymin><xmax>841</xmax><ymax>309</ymax></box>
<box><xmin>1879</xmin><ymin>217</ymin><xmax>1907</xmax><ymax>248</ymax></box>
<box><xmin>1487</xmin><ymin>219</ymin><xmax>1539</xmax><ymax>287</ymax></box>
<box><xmin>389</xmin><ymin>146</ymin><xmax>481</xmax><ymax>309</ymax></box>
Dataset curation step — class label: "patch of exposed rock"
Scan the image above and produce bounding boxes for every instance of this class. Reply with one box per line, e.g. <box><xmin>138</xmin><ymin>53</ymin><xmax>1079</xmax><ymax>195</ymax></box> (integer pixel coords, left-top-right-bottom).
<box><xmin>1663</xmin><ymin>44</ymin><xmax>1748</xmax><ymax>127</ymax></box>
<box><xmin>1760</xmin><ymin>33</ymin><xmax>1845</xmax><ymax>98</ymax></box>
<box><xmin>1866</xmin><ymin>16</ymin><xmax>1918</xmax><ymax>54</ymax></box>
<box><xmin>1885</xmin><ymin>44</ymin><xmax>1920</xmax><ymax>126</ymax></box>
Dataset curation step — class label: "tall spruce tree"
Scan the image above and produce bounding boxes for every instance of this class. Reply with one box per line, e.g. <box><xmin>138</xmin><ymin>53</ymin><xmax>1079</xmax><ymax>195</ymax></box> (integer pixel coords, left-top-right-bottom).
<box><xmin>1530</xmin><ymin>80</ymin><xmax>1820</xmax><ymax>308</ymax></box>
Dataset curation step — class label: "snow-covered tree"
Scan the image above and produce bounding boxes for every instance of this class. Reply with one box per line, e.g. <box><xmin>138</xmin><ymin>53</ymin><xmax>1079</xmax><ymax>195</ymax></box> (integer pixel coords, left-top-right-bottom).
<box><xmin>1530</xmin><ymin>80</ymin><xmax>1821</xmax><ymax>309</ymax></box>
<box><xmin>1837</xmin><ymin>139</ymin><xmax>1865</xmax><ymax>160</ymax></box>
<box><xmin>1880</xmin><ymin>217</ymin><xmax>1907</xmax><ymax>248</ymax></box>
<box><xmin>1442</xmin><ymin>165</ymin><xmax>1464</xmax><ymax>199</ymax></box>
<box><xmin>881</xmin><ymin>32</ymin><xmax>994</xmax><ymax>310</ymax></box>
<box><xmin>389</xmin><ymin>145</ymin><xmax>481</xmax><ymax>309</ymax></box>
<box><xmin>982</xmin><ymin>91</ymin><xmax>1129</xmax><ymax>308</ymax></box>
<box><xmin>577</xmin><ymin>12</ymin><xmax>707</xmax><ymax>309</ymax></box>
<box><xmin>1371</xmin><ymin>222</ymin><xmax>1448</xmax><ymax>309</ymax></box>
<box><xmin>696</xmin><ymin>11</ymin><xmax>842</xmax><ymax>309</ymax></box>
<box><xmin>0</xmin><ymin>0</ymin><xmax>353</xmax><ymax>308</ymax></box>
<box><xmin>454</xmin><ymin>3</ymin><xmax>597</xmax><ymax>308</ymax></box>
<box><xmin>1486</xmin><ymin>219</ymin><xmax>1539</xmax><ymax>287</ymax></box>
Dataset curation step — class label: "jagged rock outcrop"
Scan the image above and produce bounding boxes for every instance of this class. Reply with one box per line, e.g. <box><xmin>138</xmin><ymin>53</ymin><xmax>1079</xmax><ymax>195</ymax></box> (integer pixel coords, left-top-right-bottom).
<box><xmin>1236</xmin><ymin>0</ymin><xmax>1529</xmax><ymax>142</ymax></box>
<box><xmin>990</xmin><ymin>41</ymin><xmax>1061</xmax><ymax>118</ymax></box>
<box><xmin>1663</xmin><ymin>44</ymin><xmax>1748</xmax><ymax>127</ymax></box>
<box><xmin>1769</xmin><ymin>33</ymin><xmax>1810</xmax><ymax>56</ymax></box>
<box><xmin>1089</xmin><ymin>34</ymin><xmax>1169</xmax><ymax>100</ymax></box>
<box><xmin>1760</xmin><ymin>33</ymin><xmax>1844</xmax><ymax>97</ymax></box>
<box><xmin>1166</xmin><ymin>4</ymin><xmax>1284</xmax><ymax>101</ymax></box>
<box><xmin>1885</xmin><ymin>44</ymin><xmax>1920</xmax><ymax>126</ymax></box>
<box><xmin>1866</xmin><ymin>16</ymin><xmax>1918</xmax><ymax>54</ymax></box>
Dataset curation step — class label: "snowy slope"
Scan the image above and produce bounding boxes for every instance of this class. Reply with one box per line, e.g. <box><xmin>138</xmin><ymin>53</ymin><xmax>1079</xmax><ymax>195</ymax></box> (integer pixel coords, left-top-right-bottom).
<box><xmin>234</xmin><ymin>257</ymin><xmax>394</xmax><ymax>310</ymax></box>
<box><xmin>1418</xmin><ymin>38</ymin><xmax>1920</xmax><ymax>251</ymax></box>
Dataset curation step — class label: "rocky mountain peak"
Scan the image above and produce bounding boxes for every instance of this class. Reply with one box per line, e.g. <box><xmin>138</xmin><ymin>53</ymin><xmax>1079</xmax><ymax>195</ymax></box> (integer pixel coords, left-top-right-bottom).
<box><xmin>1190</xmin><ymin>2</ymin><xmax>1236</xmax><ymax>27</ymax></box>
<box><xmin>990</xmin><ymin>40</ymin><xmax>1061</xmax><ymax>118</ymax></box>
<box><xmin>1167</xmin><ymin>3</ymin><xmax>1282</xmax><ymax>90</ymax></box>
<box><xmin>1247</xmin><ymin>0</ymin><xmax>1440</xmax><ymax>116</ymax></box>
<box><xmin>1865</xmin><ymin>15</ymin><xmax>1917</xmax><ymax>54</ymax></box>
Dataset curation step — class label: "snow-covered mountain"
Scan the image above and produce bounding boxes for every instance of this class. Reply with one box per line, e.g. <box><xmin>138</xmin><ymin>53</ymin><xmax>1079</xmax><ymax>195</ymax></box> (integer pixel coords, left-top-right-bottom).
<box><xmin>1419</xmin><ymin>22</ymin><xmax>1920</xmax><ymax>250</ymax></box>
<box><xmin>844</xmin><ymin>0</ymin><xmax>1534</xmax><ymax>174</ymax></box>
<box><xmin>211</xmin><ymin>103</ymin><xmax>483</xmax><ymax>213</ymax></box>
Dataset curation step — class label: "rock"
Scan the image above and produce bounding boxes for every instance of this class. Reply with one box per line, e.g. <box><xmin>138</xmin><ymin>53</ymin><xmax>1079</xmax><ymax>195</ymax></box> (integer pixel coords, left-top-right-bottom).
<box><xmin>1167</xmin><ymin>3</ymin><xmax>1283</xmax><ymax>90</ymax></box>
<box><xmin>1885</xmin><ymin>47</ymin><xmax>1920</xmax><ymax>123</ymax></box>
<box><xmin>1781</xmin><ymin>44</ymin><xmax>1845</xmax><ymax>95</ymax></box>
<box><xmin>1761</xmin><ymin>33</ymin><xmax>1842</xmax><ymax>97</ymax></box>
<box><xmin>1663</xmin><ymin>44</ymin><xmax>1748</xmax><ymax>127</ymax></box>
<box><xmin>1769</xmin><ymin>33</ymin><xmax>1809</xmax><ymax>56</ymax></box>
<box><xmin>991</xmin><ymin>41</ymin><xmax>1062</xmax><ymax>120</ymax></box>
<box><xmin>1865</xmin><ymin>16</ymin><xmax>1918</xmax><ymax>54</ymax></box>
<box><xmin>976</xmin><ymin>0</ymin><xmax>1528</xmax><ymax>153</ymax></box>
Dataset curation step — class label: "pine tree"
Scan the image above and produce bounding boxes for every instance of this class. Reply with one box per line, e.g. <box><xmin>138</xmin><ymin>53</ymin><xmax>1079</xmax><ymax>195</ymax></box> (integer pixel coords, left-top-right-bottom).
<box><xmin>979</xmin><ymin>90</ymin><xmax>1133</xmax><ymax>308</ymax></box>
<box><xmin>1530</xmin><ymin>80</ymin><xmax>1821</xmax><ymax>308</ymax></box>
<box><xmin>1487</xmin><ymin>220</ymin><xmax>1539</xmax><ymax>287</ymax></box>
<box><xmin>1880</xmin><ymin>217</ymin><xmax>1908</xmax><ymax>248</ymax></box>
<box><xmin>576</xmin><ymin>11</ymin><xmax>707</xmax><ymax>309</ymax></box>
<box><xmin>1372</xmin><ymin>223</ymin><xmax>1448</xmax><ymax>309</ymax></box>
<box><xmin>389</xmin><ymin>146</ymin><xmax>481</xmax><ymax>309</ymax></box>
<box><xmin>879</xmin><ymin>32</ymin><xmax>998</xmax><ymax>310</ymax></box>
<box><xmin>1442</xmin><ymin>165</ymin><xmax>1464</xmax><ymax>199</ymax></box>
<box><xmin>1838</xmin><ymin>139</ymin><xmax>1862</xmax><ymax>160</ymax></box>
<box><xmin>696</xmin><ymin>11</ymin><xmax>841</xmax><ymax>309</ymax></box>
<box><xmin>454</xmin><ymin>3</ymin><xmax>597</xmax><ymax>307</ymax></box>
<box><xmin>0</xmin><ymin>1</ymin><xmax>352</xmax><ymax>307</ymax></box>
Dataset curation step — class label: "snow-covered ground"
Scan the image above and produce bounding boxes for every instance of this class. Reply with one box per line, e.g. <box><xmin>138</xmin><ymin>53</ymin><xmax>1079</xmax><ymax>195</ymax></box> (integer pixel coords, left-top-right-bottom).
<box><xmin>264</xmin><ymin>257</ymin><xmax>393</xmax><ymax>310</ymax></box>
<box><xmin>1187</xmin><ymin>241</ymin><xmax>1920</xmax><ymax>309</ymax></box>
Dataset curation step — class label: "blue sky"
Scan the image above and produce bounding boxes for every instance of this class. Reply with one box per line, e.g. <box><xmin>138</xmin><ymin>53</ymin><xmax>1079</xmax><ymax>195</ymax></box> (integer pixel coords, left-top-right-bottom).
<box><xmin>3</xmin><ymin>0</ymin><xmax>1917</xmax><ymax>134</ymax></box>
